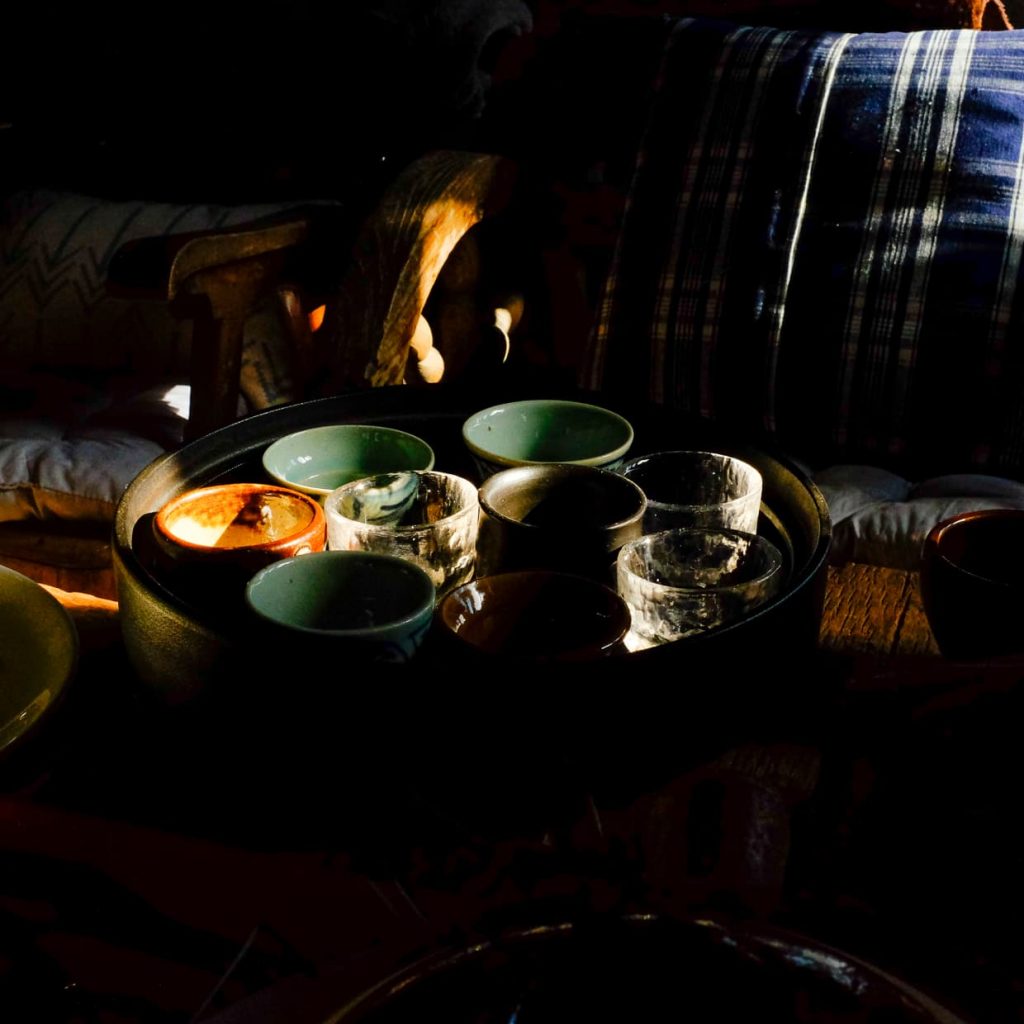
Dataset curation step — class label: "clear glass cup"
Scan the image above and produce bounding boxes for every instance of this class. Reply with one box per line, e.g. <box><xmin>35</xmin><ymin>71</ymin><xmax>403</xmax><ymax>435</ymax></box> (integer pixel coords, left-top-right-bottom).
<box><xmin>618</xmin><ymin>451</ymin><xmax>762</xmax><ymax>535</ymax></box>
<box><xmin>616</xmin><ymin>528</ymin><xmax>784</xmax><ymax>649</ymax></box>
<box><xmin>325</xmin><ymin>471</ymin><xmax>479</xmax><ymax>596</ymax></box>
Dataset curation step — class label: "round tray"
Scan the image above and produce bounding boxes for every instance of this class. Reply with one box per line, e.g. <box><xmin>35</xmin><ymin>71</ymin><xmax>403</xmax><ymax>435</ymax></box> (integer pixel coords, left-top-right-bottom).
<box><xmin>113</xmin><ymin>385</ymin><xmax>831</xmax><ymax>706</ymax></box>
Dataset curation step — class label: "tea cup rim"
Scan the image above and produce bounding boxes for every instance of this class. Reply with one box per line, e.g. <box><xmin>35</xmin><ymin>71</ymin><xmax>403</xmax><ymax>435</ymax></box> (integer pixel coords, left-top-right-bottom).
<box><xmin>924</xmin><ymin>508</ymin><xmax>1024</xmax><ymax>587</ymax></box>
<box><xmin>245</xmin><ymin>550</ymin><xmax>436</xmax><ymax>638</ymax></box>
<box><xmin>324</xmin><ymin>470</ymin><xmax>480</xmax><ymax>532</ymax></box>
<box><xmin>153</xmin><ymin>482</ymin><xmax>325</xmax><ymax>558</ymax></box>
<box><xmin>262</xmin><ymin>422</ymin><xmax>436</xmax><ymax>497</ymax></box>
<box><xmin>618</xmin><ymin>449</ymin><xmax>762</xmax><ymax>513</ymax></box>
<box><xmin>617</xmin><ymin>527</ymin><xmax>784</xmax><ymax>593</ymax></box>
<box><xmin>478</xmin><ymin>463</ymin><xmax>647</xmax><ymax>532</ymax></box>
<box><xmin>462</xmin><ymin>398</ymin><xmax>634</xmax><ymax>469</ymax></box>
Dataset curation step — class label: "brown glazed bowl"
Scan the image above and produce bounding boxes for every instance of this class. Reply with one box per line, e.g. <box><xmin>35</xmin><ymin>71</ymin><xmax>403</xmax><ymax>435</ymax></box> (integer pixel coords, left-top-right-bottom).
<box><xmin>436</xmin><ymin>570</ymin><xmax>632</xmax><ymax>662</ymax></box>
<box><xmin>920</xmin><ymin>508</ymin><xmax>1024</xmax><ymax>660</ymax></box>
<box><xmin>145</xmin><ymin>483</ymin><xmax>326</xmax><ymax>617</ymax></box>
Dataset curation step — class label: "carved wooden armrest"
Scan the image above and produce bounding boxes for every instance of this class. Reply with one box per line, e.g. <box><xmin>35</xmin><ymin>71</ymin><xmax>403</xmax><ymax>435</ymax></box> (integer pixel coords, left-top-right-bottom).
<box><xmin>108</xmin><ymin>207</ymin><xmax>346</xmax><ymax>441</ymax></box>
<box><xmin>324</xmin><ymin>150</ymin><xmax>517</xmax><ymax>392</ymax></box>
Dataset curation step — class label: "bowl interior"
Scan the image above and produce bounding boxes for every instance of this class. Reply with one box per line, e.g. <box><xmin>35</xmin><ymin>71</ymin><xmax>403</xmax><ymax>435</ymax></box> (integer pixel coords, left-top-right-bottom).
<box><xmin>438</xmin><ymin>571</ymin><xmax>631</xmax><ymax>658</ymax></box>
<box><xmin>0</xmin><ymin>565</ymin><xmax>77</xmax><ymax>754</ymax></box>
<box><xmin>932</xmin><ymin>510</ymin><xmax>1024</xmax><ymax>585</ymax></box>
<box><xmin>157</xmin><ymin>484</ymin><xmax>320</xmax><ymax>551</ymax></box>
<box><xmin>480</xmin><ymin>464</ymin><xmax>645</xmax><ymax>529</ymax></box>
<box><xmin>262</xmin><ymin>424</ymin><xmax>436</xmax><ymax>496</ymax></box>
<box><xmin>619</xmin><ymin>450</ymin><xmax>761</xmax><ymax>508</ymax></box>
<box><xmin>247</xmin><ymin>551</ymin><xmax>436</xmax><ymax>635</ymax></box>
<box><xmin>463</xmin><ymin>399</ymin><xmax>634</xmax><ymax>466</ymax></box>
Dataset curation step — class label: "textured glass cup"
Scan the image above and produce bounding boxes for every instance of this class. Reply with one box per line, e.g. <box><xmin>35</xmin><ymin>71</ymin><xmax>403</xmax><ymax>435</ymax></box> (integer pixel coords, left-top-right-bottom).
<box><xmin>325</xmin><ymin>471</ymin><xmax>479</xmax><ymax>595</ymax></box>
<box><xmin>616</xmin><ymin>528</ymin><xmax>784</xmax><ymax>649</ymax></box>
<box><xmin>618</xmin><ymin>451</ymin><xmax>762</xmax><ymax>535</ymax></box>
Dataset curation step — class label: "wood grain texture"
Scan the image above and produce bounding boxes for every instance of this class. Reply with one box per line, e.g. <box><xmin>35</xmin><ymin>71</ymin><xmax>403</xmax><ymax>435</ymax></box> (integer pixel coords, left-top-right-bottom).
<box><xmin>818</xmin><ymin>563</ymin><xmax>939</xmax><ymax>657</ymax></box>
<box><xmin>326</xmin><ymin>151</ymin><xmax>515</xmax><ymax>391</ymax></box>
<box><xmin>1</xmin><ymin>557</ymin><xmax>116</xmax><ymax>603</ymax></box>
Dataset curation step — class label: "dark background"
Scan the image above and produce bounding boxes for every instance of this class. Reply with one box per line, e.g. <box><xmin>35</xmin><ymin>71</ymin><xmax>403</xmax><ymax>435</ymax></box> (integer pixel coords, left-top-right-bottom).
<box><xmin>4</xmin><ymin>1</ymin><xmax>1019</xmax><ymax>204</ymax></box>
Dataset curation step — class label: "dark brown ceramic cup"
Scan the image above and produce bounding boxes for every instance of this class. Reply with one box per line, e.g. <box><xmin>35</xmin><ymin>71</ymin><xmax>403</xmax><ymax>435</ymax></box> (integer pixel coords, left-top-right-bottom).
<box><xmin>477</xmin><ymin>464</ymin><xmax>647</xmax><ymax>586</ymax></box>
<box><xmin>920</xmin><ymin>508</ymin><xmax>1024</xmax><ymax>660</ymax></box>
<box><xmin>436</xmin><ymin>570</ymin><xmax>631</xmax><ymax>663</ymax></box>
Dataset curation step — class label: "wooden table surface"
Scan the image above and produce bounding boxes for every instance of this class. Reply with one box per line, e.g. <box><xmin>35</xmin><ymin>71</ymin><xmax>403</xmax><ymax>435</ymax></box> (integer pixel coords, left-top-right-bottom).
<box><xmin>20</xmin><ymin>562</ymin><xmax>1023</xmax><ymax>1024</ymax></box>
<box><xmin>817</xmin><ymin>562</ymin><xmax>940</xmax><ymax>657</ymax></box>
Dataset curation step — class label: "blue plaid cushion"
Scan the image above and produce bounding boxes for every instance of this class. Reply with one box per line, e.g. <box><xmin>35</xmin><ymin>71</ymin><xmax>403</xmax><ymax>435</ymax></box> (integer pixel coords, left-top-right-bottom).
<box><xmin>584</xmin><ymin>18</ymin><xmax>1024</xmax><ymax>478</ymax></box>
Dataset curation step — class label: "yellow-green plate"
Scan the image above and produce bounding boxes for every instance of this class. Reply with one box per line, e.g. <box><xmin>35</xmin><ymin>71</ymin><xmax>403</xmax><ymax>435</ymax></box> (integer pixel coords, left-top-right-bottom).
<box><xmin>0</xmin><ymin>566</ymin><xmax>78</xmax><ymax>755</ymax></box>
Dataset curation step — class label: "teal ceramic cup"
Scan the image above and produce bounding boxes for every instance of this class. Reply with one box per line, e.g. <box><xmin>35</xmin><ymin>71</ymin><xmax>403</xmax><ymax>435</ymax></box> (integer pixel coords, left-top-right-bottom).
<box><xmin>462</xmin><ymin>399</ymin><xmax>634</xmax><ymax>481</ymax></box>
<box><xmin>245</xmin><ymin>550</ymin><xmax>436</xmax><ymax>664</ymax></box>
<box><xmin>262</xmin><ymin>424</ymin><xmax>435</xmax><ymax>500</ymax></box>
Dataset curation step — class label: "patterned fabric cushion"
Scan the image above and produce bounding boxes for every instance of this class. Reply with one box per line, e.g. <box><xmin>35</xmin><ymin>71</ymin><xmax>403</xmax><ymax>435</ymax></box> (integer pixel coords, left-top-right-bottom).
<box><xmin>0</xmin><ymin>189</ymin><xmax>304</xmax><ymax>390</ymax></box>
<box><xmin>0</xmin><ymin>372</ymin><xmax>188</xmax><ymax>522</ymax></box>
<box><xmin>814</xmin><ymin>464</ymin><xmax>1024</xmax><ymax>567</ymax></box>
<box><xmin>584</xmin><ymin>18</ymin><xmax>1024</xmax><ymax>480</ymax></box>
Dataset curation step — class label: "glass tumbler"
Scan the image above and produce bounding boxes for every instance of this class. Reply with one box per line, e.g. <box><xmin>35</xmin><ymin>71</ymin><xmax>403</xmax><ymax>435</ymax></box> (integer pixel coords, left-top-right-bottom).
<box><xmin>618</xmin><ymin>451</ymin><xmax>762</xmax><ymax>535</ymax></box>
<box><xmin>616</xmin><ymin>528</ymin><xmax>784</xmax><ymax>649</ymax></box>
<box><xmin>325</xmin><ymin>471</ymin><xmax>479</xmax><ymax>595</ymax></box>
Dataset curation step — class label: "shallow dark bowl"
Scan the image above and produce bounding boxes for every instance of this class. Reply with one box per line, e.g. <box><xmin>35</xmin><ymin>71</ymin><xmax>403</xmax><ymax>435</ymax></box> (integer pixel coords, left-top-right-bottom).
<box><xmin>327</xmin><ymin>915</ymin><xmax>966</xmax><ymax>1024</ymax></box>
<box><xmin>921</xmin><ymin>508</ymin><xmax>1024</xmax><ymax>660</ymax></box>
<box><xmin>437</xmin><ymin>570</ymin><xmax>632</xmax><ymax>662</ymax></box>
<box><xmin>113</xmin><ymin>385</ymin><xmax>831</xmax><ymax>708</ymax></box>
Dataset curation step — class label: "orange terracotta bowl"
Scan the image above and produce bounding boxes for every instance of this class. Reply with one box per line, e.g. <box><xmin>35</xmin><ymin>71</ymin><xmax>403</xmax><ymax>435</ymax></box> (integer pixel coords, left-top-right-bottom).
<box><xmin>148</xmin><ymin>483</ymin><xmax>326</xmax><ymax>613</ymax></box>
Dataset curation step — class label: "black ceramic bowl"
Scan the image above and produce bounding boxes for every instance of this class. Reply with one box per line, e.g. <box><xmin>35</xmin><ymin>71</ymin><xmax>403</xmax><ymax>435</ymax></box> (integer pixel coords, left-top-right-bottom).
<box><xmin>113</xmin><ymin>386</ymin><xmax>831</xmax><ymax>709</ymax></box>
<box><xmin>325</xmin><ymin>915</ymin><xmax>966</xmax><ymax>1024</ymax></box>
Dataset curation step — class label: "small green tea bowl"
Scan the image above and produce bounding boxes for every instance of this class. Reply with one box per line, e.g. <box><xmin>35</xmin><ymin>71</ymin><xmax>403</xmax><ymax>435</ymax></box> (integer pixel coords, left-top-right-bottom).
<box><xmin>262</xmin><ymin>424</ymin><xmax>435</xmax><ymax>500</ymax></box>
<box><xmin>462</xmin><ymin>399</ymin><xmax>634</xmax><ymax>480</ymax></box>
<box><xmin>245</xmin><ymin>550</ymin><xmax>436</xmax><ymax>664</ymax></box>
